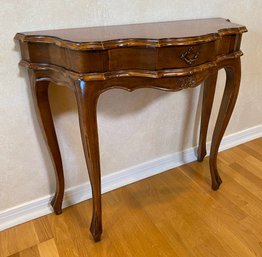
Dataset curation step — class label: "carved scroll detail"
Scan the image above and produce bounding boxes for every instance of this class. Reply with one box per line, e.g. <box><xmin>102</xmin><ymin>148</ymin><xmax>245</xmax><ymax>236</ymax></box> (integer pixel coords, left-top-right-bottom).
<box><xmin>180</xmin><ymin>47</ymin><xmax>200</xmax><ymax>65</ymax></box>
<box><xmin>177</xmin><ymin>76</ymin><xmax>196</xmax><ymax>89</ymax></box>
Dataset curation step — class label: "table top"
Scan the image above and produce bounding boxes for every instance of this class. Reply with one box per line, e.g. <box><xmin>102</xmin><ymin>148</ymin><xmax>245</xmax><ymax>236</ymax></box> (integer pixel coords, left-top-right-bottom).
<box><xmin>15</xmin><ymin>18</ymin><xmax>247</xmax><ymax>50</ymax></box>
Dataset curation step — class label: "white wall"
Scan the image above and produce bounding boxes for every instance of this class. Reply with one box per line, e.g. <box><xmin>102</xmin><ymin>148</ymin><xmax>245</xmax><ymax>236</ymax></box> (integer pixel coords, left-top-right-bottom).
<box><xmin>0</xmin><ymin>0</ymin><xmax>261</xmax><ymax>215</ymax></box>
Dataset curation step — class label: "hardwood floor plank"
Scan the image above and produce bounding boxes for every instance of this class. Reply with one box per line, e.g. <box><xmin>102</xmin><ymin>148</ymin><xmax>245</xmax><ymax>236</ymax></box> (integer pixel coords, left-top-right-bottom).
<box><xmin>33</xmin><ymin>216</ymin><xmax>53</xmax><ymax>243</ymax></box>
<box><xmin>229</xmin><ymin>162</ymin><xmax>262</xmax><ymax>189</ymax></box>
<box><xmin>0</xmin><ymin>222</ymin><xmax>39</xmax><ymax>257</ymax></box>
<box><xmin>12</xmin><ymin>246</ymin><xmax>40</xmax><ymax>257</ymax></box>
<box><xmin>47</xmin><ymin>211</ymin><xmax>75</xmax><ymax>243</ymax></box>
<box><xmin>243</xmin><ymin>138</ymin><xmax>262</xmax><ymax>154</ymax></box>
<box><xmin>163</xmin><ymin>166</ymin><xmax>262</xmax><ymax>256</ymax></box>
<box><xmin>182</xmin><ymin>161</ymin><xmax>248</xmax><ymax>220</ymax></box>
<box><xmin>245</xmin><ymin>156</ymin><xmax>262</xmax><ymax>178</ymax></box>
<box><xmin>103</xmin><ymin>188</ymin><xmax>181</xmax><ymax>257</ymax></box>
<box><xmin>217</xmin><ymin>161</ymin><xmax>262</xmax><ymax>201</ymax></box>
<box><xmin>55</xmin><ymin>238</ymin><xmax>79</xmax><ymax>257</ymax></box>
<box><xmin>6</xmin><ymin>254</ymin><xmax>19</xmax><ymax>257</ymax></box>
<box><xmin>239</xmin><ymin>143</ymin><xmax>262</xmax><ymax>162</ymax></box>
<box><xmin>127</xmin><ymin>169</ymin><xmax>251</xmax><ymax>256</ymax></box>
<box><xmin>38</xmin><ymin>239</ymin><xmax>59</xmax><ymax>257</ymax></box>
<box><xmin>218</xmin><ymin>146</ymin><xmax>248</xmax><ymax>165</ymax></box>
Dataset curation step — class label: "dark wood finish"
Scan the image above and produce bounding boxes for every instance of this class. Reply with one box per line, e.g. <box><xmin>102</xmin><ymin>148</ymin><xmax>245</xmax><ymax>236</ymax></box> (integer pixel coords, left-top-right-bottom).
<box><xmin>74</xmin><ymin>80</ymin><xmax>103</xmax><ymax>242</ymax></box>
<box><xmin>209</xmin><ymin>58</ymin><xmax>242</xmax><ymax>190</ymax></box>
<box><xmin>15</xmin><ymin>18</ymin><xmax>247</xmax><ymax>241</ymax></box>
<box><xmin>28</xmin><ymin>73</ymin><xmax>64</xmax><ymax>214</ymax></box>
<box><xmin>197</xmin><ymin>71</ymin><xmax>218</xmax><ymax>162</ymax></box>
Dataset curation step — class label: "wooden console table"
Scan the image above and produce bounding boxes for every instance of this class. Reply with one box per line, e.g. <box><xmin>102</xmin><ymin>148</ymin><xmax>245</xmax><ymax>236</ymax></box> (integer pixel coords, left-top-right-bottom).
<box><xmin>15</xmin><ymin>18</ymin><xmax>247</xmax><ymax>241</ymax></box>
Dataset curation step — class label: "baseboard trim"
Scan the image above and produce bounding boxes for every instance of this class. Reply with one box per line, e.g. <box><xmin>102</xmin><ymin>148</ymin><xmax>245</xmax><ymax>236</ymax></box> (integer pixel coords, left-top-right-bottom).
<box><xmin>1</xmin><ymin>125</ymin><xmax>261</xmax><ymax>231</ymax></box>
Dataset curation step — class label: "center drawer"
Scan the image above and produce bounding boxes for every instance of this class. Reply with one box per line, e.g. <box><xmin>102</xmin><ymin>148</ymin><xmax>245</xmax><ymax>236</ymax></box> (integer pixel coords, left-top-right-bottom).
<box><xmin>108</xmin><ymin>41</ymin><xmax>217</xmax><ymax>71</ymax></box>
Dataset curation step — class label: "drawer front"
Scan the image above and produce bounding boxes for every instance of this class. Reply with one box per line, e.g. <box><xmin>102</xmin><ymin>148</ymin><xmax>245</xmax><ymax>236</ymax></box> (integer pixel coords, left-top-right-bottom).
<box><xmin>107</xmin><ymin>41</ymin><xmax>216</xmax><ymax>71</ymax></box>
<box><xmin>26</xmin><ymin>41</ymin><xmax>217</xmax><ymax>73</ymax></box>
<box><xmin>157</xmin><ymin>41</ymin><xmax>216</xmax><ymax>69</ymax></box>
<box><xmin>108</xmin><ymin>47</ymin><xmax>157</xmax><ymax>71</ymax></box>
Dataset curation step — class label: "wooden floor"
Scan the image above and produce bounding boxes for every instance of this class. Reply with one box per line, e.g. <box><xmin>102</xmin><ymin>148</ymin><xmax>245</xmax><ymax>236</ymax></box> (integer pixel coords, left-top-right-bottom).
<box><xmin>1</xmin><ymin>138</ymin><xmax>262</xmax><ymax>257</ymax></box>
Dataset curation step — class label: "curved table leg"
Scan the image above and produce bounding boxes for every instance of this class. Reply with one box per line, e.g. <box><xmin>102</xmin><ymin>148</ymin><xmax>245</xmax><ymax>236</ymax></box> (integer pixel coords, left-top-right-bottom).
<box><xmin>75</xmin><ymin>80</ymin><xmax>102</xmax><ymax>242</ymax></box>
<box><xmin>28</xmin><ymin>71</ymin><xmax>65</xmax><ymax>214</ymax></box>
<box><xmin>209</xmin><ymin>59</ymin><xmax>241</xmax><ymax>190</ymax></box>
<box><xmin>197</xmin><ymin>71</ymin><xmax>218</xmax><ymax>161</ymax></box>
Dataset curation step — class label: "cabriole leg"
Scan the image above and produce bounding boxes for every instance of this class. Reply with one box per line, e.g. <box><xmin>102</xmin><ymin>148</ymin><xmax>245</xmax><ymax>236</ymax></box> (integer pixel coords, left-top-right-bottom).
<box><xmin>209</xmin><ymin>59</ymin><xmax>241</xmax><ymax>190</ymax></box>
<box><xmin>75</xmin><ymin>80</ymin><xmax>102</xmax><ymax>242</ymax></box>
<box><xmin>28</xmin><ymin>71</ymin><xmax>65</xmax><ymax>214</ymax></box>
<box><xmin>198</xmin><ymin>71</ymin><xmax>218</xmax><ymax>161</ymax></box>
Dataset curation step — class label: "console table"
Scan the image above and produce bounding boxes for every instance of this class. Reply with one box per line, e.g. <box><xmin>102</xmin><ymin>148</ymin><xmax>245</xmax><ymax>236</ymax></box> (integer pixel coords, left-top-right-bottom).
<box><xmin>15</xmin><ymin>18</ymin><xmax>247</xmax><ymax>241</ymax></box>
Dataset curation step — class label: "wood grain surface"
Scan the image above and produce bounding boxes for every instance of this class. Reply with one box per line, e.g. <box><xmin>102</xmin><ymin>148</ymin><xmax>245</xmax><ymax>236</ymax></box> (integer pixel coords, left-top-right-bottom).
<box><xmin>15</xmin><ymin>18</ymin><xmax>247</xmax><ymax>50</ymax></box>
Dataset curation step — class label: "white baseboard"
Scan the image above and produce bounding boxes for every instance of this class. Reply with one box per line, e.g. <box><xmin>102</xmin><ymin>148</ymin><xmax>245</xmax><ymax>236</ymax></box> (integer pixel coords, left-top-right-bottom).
<box><xmin>1</xmin><ymin>125</ymin><xmax>261</xmax><ymax>231</ymax></box>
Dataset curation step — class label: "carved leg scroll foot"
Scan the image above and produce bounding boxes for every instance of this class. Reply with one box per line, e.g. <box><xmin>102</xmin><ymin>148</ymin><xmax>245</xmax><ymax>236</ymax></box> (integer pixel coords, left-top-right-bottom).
<box><xmin>209</xmin><ymin>155</ymin><xmax>222</xmax><ymax>190</ymax></box>
<box><xmin>90</xmin><ymin>211</ymin><xmax>102</xmax><ymax>242</ymax></box>
<box><xmin>75</xmin><ymin>80</ymin><xmax>102</xmax><ymax>242</ymax></box>
<box><xmin>209</xmin><ymin>59</ymin><xmax>241</xmax><ymax>190</ymax></box>
<box><xmin>51</xmin><ymin>197</ymin><xmax>63</xmax><ymax>215</ymax></box>
<box><xmin>197</xmin><ymin>71</ymin><xmax>218</xmax><ymax>162</ymax></box>
<box><xmin>28</xmin><ymin>71</ymin><xmax>65</xmax><ymax>214</ymax></box>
